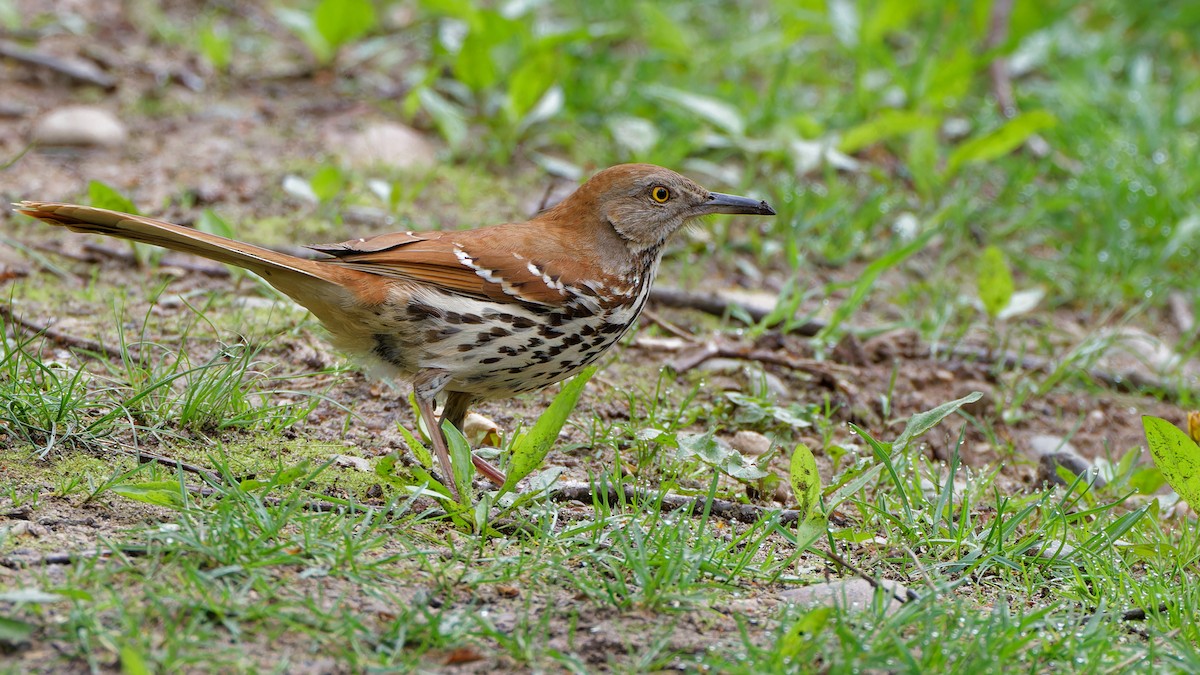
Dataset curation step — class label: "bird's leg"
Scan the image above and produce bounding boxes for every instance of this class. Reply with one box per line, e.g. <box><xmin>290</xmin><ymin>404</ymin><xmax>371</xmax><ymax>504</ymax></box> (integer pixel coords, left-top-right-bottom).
<box><xmin>412</xmin><ymin>369</ymin><xmax>459</xmax><ymax>500</ymax></box>
<box><xmin>442</xmin><ymin>391</ymin><xmax>507</xmax><ymax>486</ymax></box>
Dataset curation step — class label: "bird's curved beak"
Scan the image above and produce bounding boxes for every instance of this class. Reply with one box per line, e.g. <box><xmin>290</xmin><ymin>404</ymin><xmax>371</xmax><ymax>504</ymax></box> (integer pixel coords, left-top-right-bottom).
<box><xmin>699</xmin><ymin>192</ymin><xmax>776</xmax><ymax>216</ymax></box>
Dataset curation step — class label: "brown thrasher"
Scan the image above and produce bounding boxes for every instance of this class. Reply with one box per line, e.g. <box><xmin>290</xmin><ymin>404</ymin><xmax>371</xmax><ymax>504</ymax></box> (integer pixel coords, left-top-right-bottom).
<box><xmin>16</xmin><ymin>164</ymin><xmax>775</xmax><ymax>498</ymax></box>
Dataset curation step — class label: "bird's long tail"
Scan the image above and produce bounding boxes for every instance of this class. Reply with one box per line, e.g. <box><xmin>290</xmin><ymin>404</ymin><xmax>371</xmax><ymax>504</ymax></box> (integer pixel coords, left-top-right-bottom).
<box><xmin>14</xmin><ymin>202</ymin><xmax>381</xmax><ymax>318</ymax></box>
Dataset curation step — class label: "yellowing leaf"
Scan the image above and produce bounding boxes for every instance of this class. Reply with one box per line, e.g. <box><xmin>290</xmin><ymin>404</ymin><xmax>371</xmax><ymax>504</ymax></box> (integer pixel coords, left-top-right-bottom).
<box><xmin>1188</xmin><ymin>412</ymin><xmax>1199</xmax><ymax>443</ymax></box>
<box><xmin>978</xmin><ymin>246</ymin><xmax>1015</xmax><ymax>320</ymax></box>
<box><xmin>789</xmin><ymin>443</ymin><xmax>821</xmax><ymax>522</ymax></box>
<box><xmin>1142</xmin><ymin>415</ymin><xmax>1200</xmax><ymax>509</ymax></box>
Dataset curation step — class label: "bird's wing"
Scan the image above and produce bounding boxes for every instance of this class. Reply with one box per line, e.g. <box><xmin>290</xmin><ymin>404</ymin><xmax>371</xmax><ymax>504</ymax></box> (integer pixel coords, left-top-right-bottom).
<box><xmin>310</xmin><ymin>225</ymin><xmax>600</xmax><ymax>308</ymax></box>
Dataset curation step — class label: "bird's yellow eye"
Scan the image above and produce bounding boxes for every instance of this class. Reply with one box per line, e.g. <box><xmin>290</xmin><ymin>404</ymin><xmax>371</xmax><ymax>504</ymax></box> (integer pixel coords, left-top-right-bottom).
<box><xmin>650</xmin><ymin>186</ymin><xmax>670</xmax><ymax>203</ymax></box>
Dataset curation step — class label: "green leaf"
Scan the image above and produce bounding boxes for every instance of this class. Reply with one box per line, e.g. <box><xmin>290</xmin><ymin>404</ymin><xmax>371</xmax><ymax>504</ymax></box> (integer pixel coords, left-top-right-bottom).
<box><xmin>894</xmin><ymin>391</ymin><xmax>983</xmax><ymax>450</ymax></box>
<box><xmin>121</xmin><ymin>644</ymin><xmax>151</xmax><ymax>675</ymax></box>
<box><xmin>454</xmin><ymin>30</ymin><xmax>498</xmax><ymax>92</ymax></box>
<box><xmin>505</xmin><ymin>50</ymin><xmax>559</xmax><ymax>122</ymax></box>
<box><xmin>397</xmin><ymin>423</ymin><xmax>433</xmax><ymax>468</ymax></box>
<box><xmin>977</xmin><ymin>245</ymin><xmax>1015</xmax><ymax>320</ymax></box>
<box><xmin>198</xmin><ymin>23</ymin><xmax>232</xmax><ymax>71</ymax></box>
<box><xmin>0</xmin><ymin>616</ymin><xmax>35</xmax><ymax>644</ymax></box>
<box><xmin>644</xmin><ymin>85</ymin><xmax>745</xmax><ymax>137</ymax></box>
<box><xmin>855</xmin><ymin>423</ymin><xmax>911</xmax><ymax>520</ymax></box>
<box><xmin>789</xmin><ymin>443</ymin><xmax>821</xmax><ymax>522</ymax></box>
<box><xmin>862</xmin><ymin>0</ymin><xmax>920</xmax><ymax>42</ymax></box>
<box><xmin>443</xmin><ymin>421</ymin><xmax>474</xmax><ymax>503</ymax></box>
<box><xmin>109</xmin><ymin>481</ymin><xmax>183</xmax><ymax>507</ymax></box>
<box><xmin>314</xmin><ymin>0</ymin><xmax>376</xmax><ymax>50</ymax></box>
<box><xmin>310</xmin><ymin>164</ymin><xmax>344</xmax><ymax>202</ymax></box>
<box><xmin>419</xmin><ymin>0</ymin><xmax>480</xmax><ymax>23</ymax></box>
<box><xmin>88</xmin><ymin>181</ymin><xmax>137</xmax><ymax>214</ymax></box>
<box><xmin>408</xmin><ymin>465</ymin><xmax>454</xmax><ymax>500</ymax></box>
<box><xmin>239</xmin><ymin>461</ymin><xmax>309</xmax><ymax>493</ymax></box>
<box><xmin>635</xmin><ymin>3</ymin><xmax>694</xmax><ymax>59</ymax></box>
<box><xmin>195</xmin><ymin>209</ymin><xmax>234</xmax><ymax>238</ymax></box>
<box><xmin>1142</xmin><ymin>416</ymin><xmax>1200</xmax><ymax>508</ymax></box>
<box><xmin>500</xmin><ymin>366</ymin><xmax>596</xmax><ymax>495</ymax></box>
<box><xmin>839</xmin><ymin>110</ymin><xmax>939</xmax><ymax>154</ymax></box>
<box><xmin>946</xmin><ymin>110</ymin><xmax>1057</xmax><ymax>176</ymax></box>
<box><xmin>418</xmin><ymin>88</ymin><xmax>468</xmax><ymax>149</ymax></box>
<box><xmin>275</xmin><ymin>7</ymin><xmax>332</xmax><ymax>64</ymax></box>
<box><xmin>677</xmin><ymin>429</ymin><xmax>769</xmax><ymax>481</ymax></box>
<box><xmin>779</xmin><ymin>606</ymin><xmax>832</xmax><ymax>658</ymax></box>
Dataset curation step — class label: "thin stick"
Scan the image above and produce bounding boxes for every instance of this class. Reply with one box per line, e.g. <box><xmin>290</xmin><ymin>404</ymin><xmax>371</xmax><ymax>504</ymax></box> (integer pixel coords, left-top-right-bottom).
<box><xmin>0</xmin><ymin>39</ymin><xmax>116</xmax><ymax>89</ymax></box>
<box><xmin>549</xmin><ymin>480</ymin><xmax>801</xmax><ymax>525</ymax></box>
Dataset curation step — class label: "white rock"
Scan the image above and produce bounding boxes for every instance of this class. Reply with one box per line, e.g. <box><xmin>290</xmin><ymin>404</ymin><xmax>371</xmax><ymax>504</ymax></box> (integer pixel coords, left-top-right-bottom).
<box><xmin>780</xmin><ymin>578</ymin><xmax>909</xmax><ymax>615</ymax></box>
<box><xmin>33</xmin><ymin>105</ymin><xmax>127</xmax><ymax>147</ymax></box>
<box><xmin>332</xmin><ymin>454</ymin><xmax>371</xmax><ymax>472</ymax></box>
<box><xmin>335</xmin><ymin>122</ymin><xmax>436</xmax><ymax>169</ymax></box>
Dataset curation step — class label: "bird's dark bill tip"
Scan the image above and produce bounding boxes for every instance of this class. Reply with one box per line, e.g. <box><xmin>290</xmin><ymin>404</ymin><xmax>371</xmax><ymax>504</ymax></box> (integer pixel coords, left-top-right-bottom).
<box><xmin>705</xmin><ymin>192</ymin><xmax>777</xmax><ymax>216</ymax></box>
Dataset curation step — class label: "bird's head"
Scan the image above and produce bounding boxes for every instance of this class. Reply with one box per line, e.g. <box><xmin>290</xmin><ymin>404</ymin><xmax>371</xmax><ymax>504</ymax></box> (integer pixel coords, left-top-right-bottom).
<box><xmin>548</xmin><ymin>164</ymin><xmax>776</xmax><ymax>255</ymax></box>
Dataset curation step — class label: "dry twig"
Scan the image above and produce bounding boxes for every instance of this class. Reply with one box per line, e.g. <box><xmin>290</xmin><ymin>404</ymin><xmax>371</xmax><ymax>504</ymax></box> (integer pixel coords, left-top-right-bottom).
<box><xmin>0</xmin><ymin>39</ymin><xmax>116</xmax><ymax>88</ymax></box>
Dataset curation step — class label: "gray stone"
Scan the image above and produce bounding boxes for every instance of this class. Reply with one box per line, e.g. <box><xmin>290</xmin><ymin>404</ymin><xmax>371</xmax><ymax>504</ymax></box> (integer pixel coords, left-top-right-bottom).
<box><xmin>1032</xmin><ymin>435</ymin><xmax>1106</xmax><ymax>489</ymax></box>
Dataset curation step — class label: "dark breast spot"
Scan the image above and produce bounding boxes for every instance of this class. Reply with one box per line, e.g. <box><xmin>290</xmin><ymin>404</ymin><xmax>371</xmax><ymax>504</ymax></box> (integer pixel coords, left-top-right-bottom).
<box><xmin>407</xmin><ymin>300</ymin><xmax>445</xmax><ymax>321</ymax></box>
<box><xmin>372</xmin><ymin>334</ymin><xmax>410</xmax><ymax>369</ymax></box>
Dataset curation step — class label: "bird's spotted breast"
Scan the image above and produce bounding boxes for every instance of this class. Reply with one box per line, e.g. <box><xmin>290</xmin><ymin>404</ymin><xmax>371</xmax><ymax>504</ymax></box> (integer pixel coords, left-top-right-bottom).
<box><xmin>356</xmin><ymin>258</ymin><xmax>657</xmax><ymax>399</ymax></box>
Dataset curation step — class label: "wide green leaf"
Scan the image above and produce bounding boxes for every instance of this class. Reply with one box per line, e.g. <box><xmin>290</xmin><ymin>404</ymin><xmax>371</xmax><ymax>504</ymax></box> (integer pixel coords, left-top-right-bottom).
<box><xmin>893</xmin><ymin>391</ymin><xmax>982</xmax><ymax>450</ymax></box>
<box><xmin>443</xmin><ymin>421</ymin><xmax>475</xmax><ymax>504</ymax></box>
<box><xmin>88</xmin><ymin>181</ymin><xmax>137</xmax><ymax>214</ymax></box>
<box><xmin>500</xmin><ymin>366</ymin><xmax>596</xmax><ymax>495</ymax></box>
<box><xmin>839</xmin><ymin>110</ymin><xmax>939</xmax><ymax>154</ymax></box>
<box><xmin>977</xmin><ymin>245</ymin><xmax>1015</xmax><ymax>320</ymax></box>
<box><xmin>0</xmin><ymin>616</ymin><xmax>34</xmax><ymax>644</ymax></box>
<box><xmin>1143</xmin><ymin>415</ymin><xmax>1200</xmax><ymax>508</ymax></box>
<box><xmin>789</xmin><ymin>443</ymin><xmax>821</xmax><ymax>522</ymax></box>
<box><xmin>314</xmin><ymin>0</ymin><xmax>376</xmax><ymax>50</ymax></box>
<box><xmin>109</xmin><ymin>481</ymin><xmax>183</xmax><ymax>507</ymax></box>
<box><xmin>946</xmin><ymin>110</ymin><xmax>1057</xmax><ymax>176</ymax></box>
<box><xmin>454</xmin><ymin>30</ymin><xmax>498</xmax><ymax>92</ymax></box>
<box><xmin>505</xmin><ymin>50</ymin><xmax>559</xmax><ymax>122</ymax></box>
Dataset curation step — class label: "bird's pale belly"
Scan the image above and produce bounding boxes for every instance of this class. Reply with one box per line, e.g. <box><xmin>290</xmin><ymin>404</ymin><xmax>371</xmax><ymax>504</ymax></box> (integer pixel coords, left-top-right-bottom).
<box><xmin>353</xmin><ymin>283</ymin><xmax>649</xmax><ymax>399</ymax></box>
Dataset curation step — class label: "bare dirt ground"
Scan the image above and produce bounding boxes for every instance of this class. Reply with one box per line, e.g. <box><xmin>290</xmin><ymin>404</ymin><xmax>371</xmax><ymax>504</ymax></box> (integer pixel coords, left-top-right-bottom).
<box><xmin>2</xmin><ymin>1</ymin><xmax>1196</xmax><ymax>671</ymax></box>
